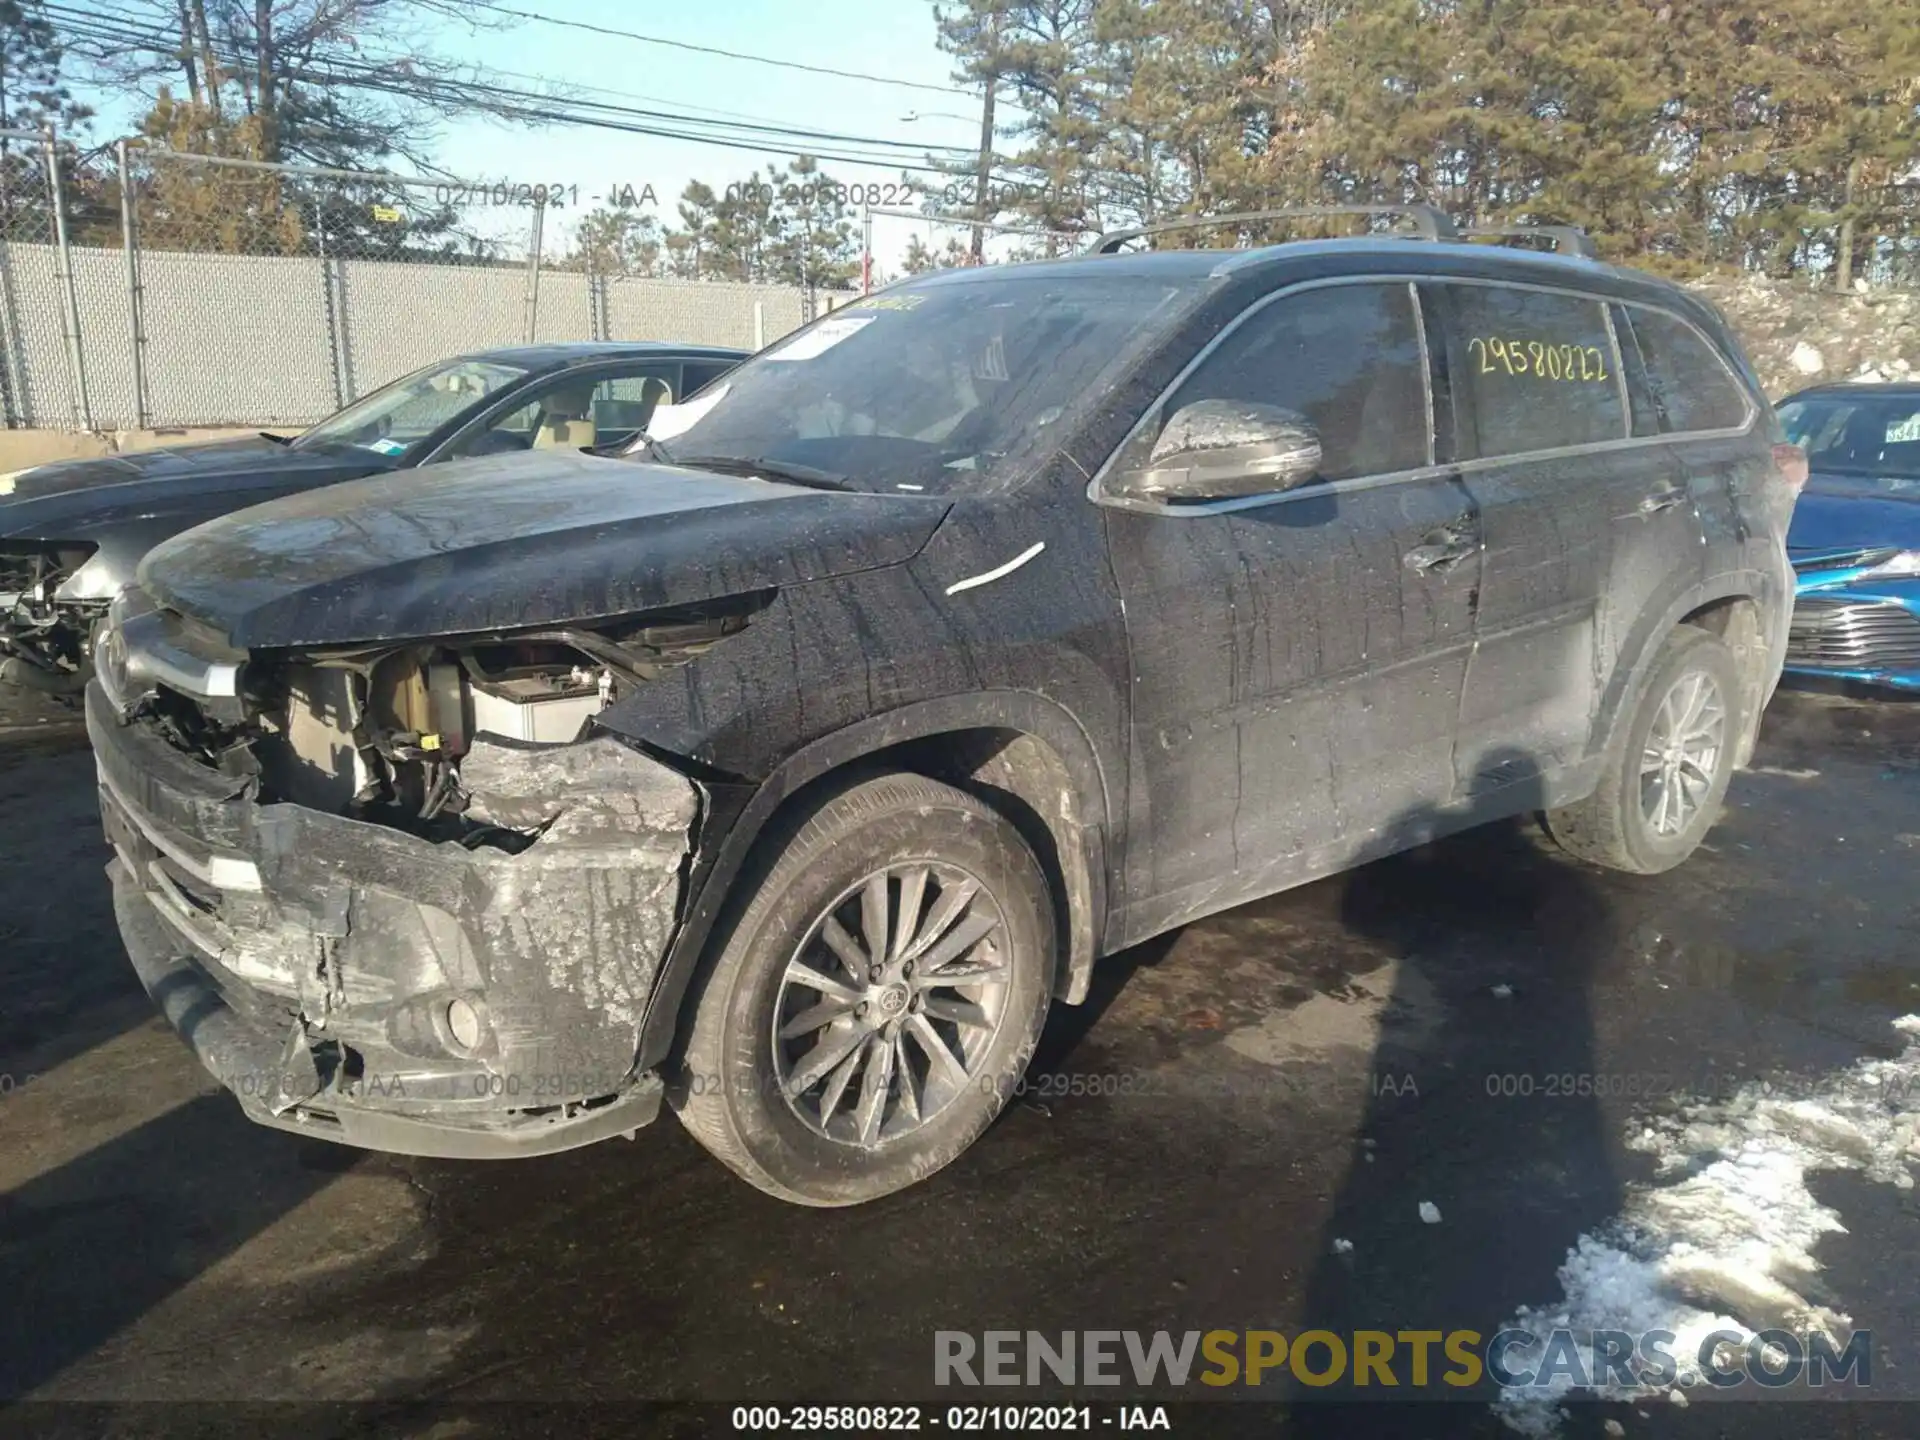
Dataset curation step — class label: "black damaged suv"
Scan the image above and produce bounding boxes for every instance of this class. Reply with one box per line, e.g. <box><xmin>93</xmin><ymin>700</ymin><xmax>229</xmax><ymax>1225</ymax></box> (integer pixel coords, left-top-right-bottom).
<box><xmin>89</xmin><ymin>207</ymin><xmax>1802</xmax><ymax>1205</ymax></box>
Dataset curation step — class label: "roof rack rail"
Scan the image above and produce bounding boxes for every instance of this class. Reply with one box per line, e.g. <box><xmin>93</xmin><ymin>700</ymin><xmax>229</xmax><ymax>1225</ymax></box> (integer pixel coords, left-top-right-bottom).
<box><xmin>1091</xmin><ymin>204</ymin><xmax>1459</xmax><ymax>255</ymax></box>
<box><xmin>1459</xmin><ymin>224</ymin><xmax>1598</xmax><ymax>259</ymax></box>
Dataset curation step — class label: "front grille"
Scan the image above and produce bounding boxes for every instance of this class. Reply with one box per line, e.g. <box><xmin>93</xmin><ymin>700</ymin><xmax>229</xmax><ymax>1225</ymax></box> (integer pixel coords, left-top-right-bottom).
<box><xmin>1787</xmin><ymin>598</ymin><xmax>1920</xmax><ymax>671</ymax></box>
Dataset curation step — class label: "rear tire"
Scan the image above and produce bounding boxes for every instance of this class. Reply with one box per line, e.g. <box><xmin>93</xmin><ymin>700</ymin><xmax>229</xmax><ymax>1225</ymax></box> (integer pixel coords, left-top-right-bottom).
<box><xmin>1544</xmin><ymin>625</ymin><xmax>1743</xmax><ymax>874</ymax></box>
<box><xmin>673</xmin><ymin>772</ymin><xmax>1055</xmax><ymax>1206</ymax></box>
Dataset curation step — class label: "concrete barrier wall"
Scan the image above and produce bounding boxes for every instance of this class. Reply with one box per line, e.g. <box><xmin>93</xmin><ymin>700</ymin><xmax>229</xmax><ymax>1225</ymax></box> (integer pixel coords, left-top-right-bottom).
<box><xmin>0</xmin><ymin>239</ymin><xmax>841</xmax><ymax>433</ymax></box>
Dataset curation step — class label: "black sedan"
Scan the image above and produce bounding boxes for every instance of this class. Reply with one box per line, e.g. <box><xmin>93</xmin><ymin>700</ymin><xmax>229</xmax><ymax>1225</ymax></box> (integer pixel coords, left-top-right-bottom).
<box><xmin>0</xmin><ymin>341</ymin><xmax>746</xmax><ymax>696</ymax></box>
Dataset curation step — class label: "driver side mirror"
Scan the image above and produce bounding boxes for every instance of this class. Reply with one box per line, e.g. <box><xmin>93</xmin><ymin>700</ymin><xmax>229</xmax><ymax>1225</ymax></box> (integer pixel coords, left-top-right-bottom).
<box><xmin>1109</xmin><ymin>399</ymin><xmax>1323</xmax><ymax>503</ymax></box>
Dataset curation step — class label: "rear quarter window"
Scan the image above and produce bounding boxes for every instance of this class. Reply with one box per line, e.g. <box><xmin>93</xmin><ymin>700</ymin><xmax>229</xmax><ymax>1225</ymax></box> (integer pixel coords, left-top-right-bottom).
<box><xmin>1438</xmin><ymin>283</ymin><xmax>1626</xmax><ymax>458</ymax></box>
<box><xmin>1619</xmin><ymin>307</ymin><xmax>1751</xmax><ymax>435</ymax></box>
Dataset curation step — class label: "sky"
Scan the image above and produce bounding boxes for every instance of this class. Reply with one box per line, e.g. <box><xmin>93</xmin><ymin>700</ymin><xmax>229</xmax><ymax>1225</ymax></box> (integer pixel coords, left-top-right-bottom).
<box><xmin>430</xmin><ymin>0</ymin><xmax>986</xmax><ymax>270</ymax></box>
<box><xmin>74</xmin><ymin>0</ymin><xmax>1003</xmax><ymax>278</ymax></box>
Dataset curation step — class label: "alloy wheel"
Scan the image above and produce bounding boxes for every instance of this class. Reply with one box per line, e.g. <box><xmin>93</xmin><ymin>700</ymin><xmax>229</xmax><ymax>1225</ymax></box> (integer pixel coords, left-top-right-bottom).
<box><xmin>772</xmin><ymin>862</ymin><xmax>1012</xmax><ymax>1148</ymax></box>
<box><xmin>1639</xmin><ymin>669</ymin><xmax>1726</xmax><ymax>838</ymax></box>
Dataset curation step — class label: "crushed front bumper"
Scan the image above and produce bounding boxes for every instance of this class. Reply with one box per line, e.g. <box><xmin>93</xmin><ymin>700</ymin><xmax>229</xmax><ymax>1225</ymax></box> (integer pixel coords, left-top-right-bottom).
<box><xmin>89</xmin><ymin>680</ymin><xmax>701</xmax><ymax>1159</ymax></box>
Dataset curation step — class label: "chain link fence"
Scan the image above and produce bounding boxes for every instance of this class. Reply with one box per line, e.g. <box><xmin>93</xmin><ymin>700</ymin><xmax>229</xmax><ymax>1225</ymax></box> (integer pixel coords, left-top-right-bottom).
<box><xmin>0</xmin><ymin>135</ymin><xmax>832</xmax><ymax>433</ymax></box>
<box><xmin>0</xmin><ymin>130</ymin><xmax>91</xmax><ymax>430</ymax></box>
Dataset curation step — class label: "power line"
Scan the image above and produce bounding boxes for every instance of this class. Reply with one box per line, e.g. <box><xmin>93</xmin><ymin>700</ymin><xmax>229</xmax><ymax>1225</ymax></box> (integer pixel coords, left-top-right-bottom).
<box><xmin>299</xmin><ymin>63</ymin><xmax>974</xmax><ymax>176</ymax></box>
<box><xmin>460</xmin><ymin>1</ymin><xmax>970</xmax><ymax>98</ymax></box>
<box><xmin>58</xmin><ymin>0</ymin><xmax>966</xmax><ymax>155</ymax></box>
<box><xmin>49</xmin><ymin>2</ymin><xmax>962</xmax><ymax>166</ymax></box>
<box><xmin>45</xmin><ymin>4</ymin><xmax>981</xmax><ymax>176</ymax></box>
<box><xmin>84</xmin><ymin>0</ymin><xmax>944</xmax><ymax>134</ymax></box>
<box><xmin>68</xmin><ymin>0</ymin><xmax>998</xmax><ymax>122</ymax></box>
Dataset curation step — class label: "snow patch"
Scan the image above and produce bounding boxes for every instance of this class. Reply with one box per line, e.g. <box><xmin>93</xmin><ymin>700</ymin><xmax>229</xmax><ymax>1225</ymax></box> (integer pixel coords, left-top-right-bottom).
<box><xmin>1493</xmin><ymin>1014</ymin><xmax>1920</xmax><ymax>1436</ymax></box>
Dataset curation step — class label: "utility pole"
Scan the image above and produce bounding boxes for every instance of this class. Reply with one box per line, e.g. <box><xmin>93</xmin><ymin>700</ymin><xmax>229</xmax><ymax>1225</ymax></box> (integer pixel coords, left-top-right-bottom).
<box><xmin>968</xmin><ymin>13</ymin><xmax>998</xmax><ymax>265</ymax></box>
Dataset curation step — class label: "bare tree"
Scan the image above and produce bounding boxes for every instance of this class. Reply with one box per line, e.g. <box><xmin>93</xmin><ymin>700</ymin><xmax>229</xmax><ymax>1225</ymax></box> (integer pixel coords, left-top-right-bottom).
<box><xmin>65</xmin><ymin>0</ymin><xmax>538</xmax><ymax>172</ymax></box>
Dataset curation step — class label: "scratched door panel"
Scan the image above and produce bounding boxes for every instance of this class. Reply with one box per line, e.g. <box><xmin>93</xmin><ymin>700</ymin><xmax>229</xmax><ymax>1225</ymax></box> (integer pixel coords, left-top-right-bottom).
<box><xmin>1224</xmin><ymin>476</ymin><xmax>1478</xmax><ymax>870</ymax></box>
<box><xmin>1456</xmin><ymin>448</ymin><xmax>1667</xmax><ymax>787</ymax></box>
<box><xmin>1104</xmin><ymin>279</ymin><xmax>1477</xmax><ymax>919</ymax></box>
<box><xmin>1616</xmin><ymin>303</ymin><xmax>1754</xmax><ymax>607</ymax></box>
<box><xmin>1424</xmin><ymin>280</ymin><xmax>1691</xmax><ymax>793</ymax></box>
<box><xmin>1105</xmin><ymin>475</ymin><xmax>1478</xmax><ymax>916</ymax></box>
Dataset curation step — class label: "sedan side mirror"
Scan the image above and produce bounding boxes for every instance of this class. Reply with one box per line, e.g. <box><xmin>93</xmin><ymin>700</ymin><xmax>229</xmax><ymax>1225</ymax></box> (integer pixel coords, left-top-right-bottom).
<box><xmin>1109</xmin><ymin>399</ymin><xmax>1323</xmax><ymax>503</ymax></box>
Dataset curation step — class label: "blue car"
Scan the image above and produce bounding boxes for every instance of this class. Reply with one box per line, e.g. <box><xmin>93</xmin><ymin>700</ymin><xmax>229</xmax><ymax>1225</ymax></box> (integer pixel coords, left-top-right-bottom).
<box><xmin>1780</xmin><ymin>383</ymin><xmax>1920</xmax><ymax>691</ymax></box>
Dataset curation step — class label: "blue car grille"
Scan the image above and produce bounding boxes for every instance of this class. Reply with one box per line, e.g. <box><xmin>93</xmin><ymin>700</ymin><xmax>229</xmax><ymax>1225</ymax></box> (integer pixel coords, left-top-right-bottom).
<box><xmin>1787</xmin><ymin>598</ymin><xmax>1920</xmax><ymax>671</ymax></box>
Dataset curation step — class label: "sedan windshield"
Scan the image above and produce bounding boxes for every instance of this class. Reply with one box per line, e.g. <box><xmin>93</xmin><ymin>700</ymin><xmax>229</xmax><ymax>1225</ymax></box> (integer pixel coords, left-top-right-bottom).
<box><xmin>646</xmin><ymin>271</ymin><xmax>1206</xmax><ymax>494</ymax></box>
<box><xmin>294</xmin><ymin>358</ymin><xmax>528</xmax><ymax>457</ymax></box>
<box><xmin>1779</xmin><ymin>394</ymin><xmax>1920</xmax><ymax>488</ymax></box>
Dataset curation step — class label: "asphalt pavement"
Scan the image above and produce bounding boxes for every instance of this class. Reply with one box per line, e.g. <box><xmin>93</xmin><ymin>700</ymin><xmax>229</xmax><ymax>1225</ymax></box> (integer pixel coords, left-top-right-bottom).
<box><xmin>4</xmin><ymin>684</ymin><xmax>1920</xmax><ymax>1439</ymax></box>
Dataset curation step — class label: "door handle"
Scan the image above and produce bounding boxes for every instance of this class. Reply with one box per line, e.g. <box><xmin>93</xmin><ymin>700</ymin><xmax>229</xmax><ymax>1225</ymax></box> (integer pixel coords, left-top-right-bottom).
<box><xmin>1638</xmin><ymin>486</ymin><xmax>1688</xmax><ymax>515</ymax></box>
<box><xmin>1403</xmin><ymin>539</ymin><xmax>1475</xmax><ymax>573</ymax></box>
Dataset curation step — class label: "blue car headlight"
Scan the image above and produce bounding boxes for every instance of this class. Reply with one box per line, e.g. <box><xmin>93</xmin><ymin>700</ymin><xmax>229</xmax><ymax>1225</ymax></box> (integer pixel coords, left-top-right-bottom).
<box><xmin>1858</xmin><ymin>551</ymin><xmax>1920</xmax><ymax>581</ymax></box>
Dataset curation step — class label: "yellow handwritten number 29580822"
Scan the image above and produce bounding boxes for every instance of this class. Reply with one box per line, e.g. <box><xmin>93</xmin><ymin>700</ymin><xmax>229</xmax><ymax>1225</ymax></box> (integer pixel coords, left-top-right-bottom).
<box><xmin>1468</xmin><ymin>336</ymin><xmax>1608</xmax><ymax>382</ymax></box>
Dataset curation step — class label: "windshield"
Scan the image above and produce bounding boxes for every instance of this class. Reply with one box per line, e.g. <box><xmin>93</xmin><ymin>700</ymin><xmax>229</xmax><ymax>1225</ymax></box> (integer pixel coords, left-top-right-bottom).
<box><xmin>1779</xmin><ymin>394</ymin><xmax>1920</xmax><ymax>488</ymax></box>
<box><xmin>294</xmin><ymin>357</ymin><xmax>528</xmax><ymax>457</ymax></box>
<box><xmin>645</xmin><ymin>272</ymin><xmax>1206</xmax><ymax>493</ymax></box>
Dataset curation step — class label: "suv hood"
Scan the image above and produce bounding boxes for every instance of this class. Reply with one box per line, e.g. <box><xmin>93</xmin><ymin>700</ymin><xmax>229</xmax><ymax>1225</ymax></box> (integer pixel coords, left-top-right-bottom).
<box><xmin>0</xmin><ymin>435</ymin><xmax>390</xmax><ymax>542</ymax></box>
<box><xmin>137</xmin><ymin>448</ymin><xmax>952</xmax><ymax>648</ymax></box>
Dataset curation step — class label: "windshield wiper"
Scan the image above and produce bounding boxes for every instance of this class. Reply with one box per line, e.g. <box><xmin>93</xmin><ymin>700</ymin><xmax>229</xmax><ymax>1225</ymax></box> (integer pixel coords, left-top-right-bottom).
<box><xmin>260</xmin><ymin>431</ymin><xmax>293</xmax><ymax>446</ymax></box>
<box><xmin>628</xmin><ymin>431</ymin><xmax>673</xmax><ymax>463</ymax></box>
<box><xmin>670</xmin><ymin>453</ymin><xmax>855</xmax><ymax>491</ymax></box>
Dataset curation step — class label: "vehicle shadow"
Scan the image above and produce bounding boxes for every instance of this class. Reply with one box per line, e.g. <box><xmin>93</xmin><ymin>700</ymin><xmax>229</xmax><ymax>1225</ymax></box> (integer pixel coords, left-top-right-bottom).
<box><xmin>0</xmin><ymin>731</ymin><xmax>155</xmax><ymax>1088</ymax></box>
<box><xmin>1763</xmin><ymin>682</ymin><xmax>1920</xmax><ymax>767</ymax></box>
<box><xmin>0</xmin><ymin>1096</ymin><xmax>345</xmax><ymax>1400</ymax></box>
<box><xmin>1280</xmin><ymin>752</ymin><xmax>1628</xmax><ymax>1427</ymax></box>
<box><xmin>0</xmin><ymin>729</ymin><xmax>348</xmax><ymax>1401</ymax></box>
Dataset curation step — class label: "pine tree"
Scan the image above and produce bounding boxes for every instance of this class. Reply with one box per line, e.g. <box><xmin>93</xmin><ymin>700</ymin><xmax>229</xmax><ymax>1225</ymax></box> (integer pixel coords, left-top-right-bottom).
<box><xmin>0</xmin><ymin>0</ymin><xmax>89</xmax><ymax>236</ymax></box>
<box><xmin>0</xmin><ymin>0</ymin><xmax>87</xmax><ymax>135</ymax></box>
<box><xmin>910</xmin><ymin>0</ymin><xmax>1919</xmax><ymax>279</ymax></box>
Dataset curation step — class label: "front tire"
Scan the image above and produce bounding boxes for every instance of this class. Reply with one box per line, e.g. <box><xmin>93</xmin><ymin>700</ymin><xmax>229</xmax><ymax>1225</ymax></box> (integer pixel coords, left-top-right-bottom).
<box><xmin>1545</xmin><ymin>624</ymin><xmax>1743</xmax><ymax>874</ymax></box>
<box><xmin>673</xmin><ymin>773</ymin><xmax>1055</xmax><ymax>1205</ymax></box>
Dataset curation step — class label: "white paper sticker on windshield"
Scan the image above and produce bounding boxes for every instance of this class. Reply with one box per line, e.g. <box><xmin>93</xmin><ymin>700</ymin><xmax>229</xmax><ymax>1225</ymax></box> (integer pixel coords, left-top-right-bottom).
<box><xmin>639</xmin><ymin>383</ymin><xmax>731</xmax><ymax>445</ymax></box>
<box><xmin>765</xmin><ymin>315</ymin><xmax>874</xmax><ymax>362</ymax></box>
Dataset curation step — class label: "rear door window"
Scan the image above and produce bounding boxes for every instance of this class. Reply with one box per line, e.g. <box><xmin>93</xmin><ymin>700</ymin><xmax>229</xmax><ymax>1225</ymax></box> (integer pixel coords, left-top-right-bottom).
<box><xmin>591</xmin><ymin>366</ymin><xmax>683</xmax><ymax>445</ymax></box>
<box><xmin>1618</xmin><ymin>307</ymin><xmax>1751</xmax><ymax>435</ymax></box>
<box><xmin>1157</xmin><ymin>281</ymin><xmax>1431</xmax><ymax>483</ymax></box>
<box><xmin>1437</xmin><ymin>283</ymin><xmax>1626</xmax><ymax>458</ymax></box>
<box><xmin>683</xmin><ymin>360</ymin><xmax>735</xmax><ymax>394</ymax></box>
